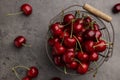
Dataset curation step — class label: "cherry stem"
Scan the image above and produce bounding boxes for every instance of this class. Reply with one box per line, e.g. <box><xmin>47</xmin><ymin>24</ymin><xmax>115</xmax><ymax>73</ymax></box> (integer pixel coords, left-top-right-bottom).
<box><xmin>12</xmin><ymin>68</ymin><xmax>21</xmax><ymax>80</ymax></box>
<box><xmin>90</xmin><ymin>21</ymin><xmax>95</xmax><ymax>30</ymax></box>
<box><xmin>12</xmin><ymin>66</ymin><xmax>29</xmax><ymax>80</ymax></box>
<box><xmin>74</xmin><ymin>58</ymin><xmax>83</xmax><ymax>66</ymax></box>
<box><xmin>73</xmin><ymin>35</ymin><xmax>83</xmax><ymax>52</ymax></box>
<box><xmin>75</xmin><ymin>10</ymin><xmax>80</xmax><ymax>18</ymax></box>
<box><xmin>7</xmin><ymin>11</ymin><xmax>23</xmax><ymax>16</ymax></box>
<box><xmin>93</xmin><ymin>61</ymin><xmax>98</xmax><ymax>77</ymax></box>
<box><xmin>61</xmin><ymin>10</ymin><xmax>64</xmax><ymax>24</ymax></box>
<box><xmin>22</xmin><ymin>43</ymin><xmax>31</xmax><ymax>47</ymax></box>
<box><xmin>64</xmin><ymin>66</ymin><xmax>67</xmax><ymax>74</ymax></box>
<box><xmin>94</xmin><ymin>42</ymin><xmax>113</xmax><ymax>48</ymax></box>
<box><xmin>70</xmin><ymin>20</ymin><xmax>74</xmax><ymax>38</ymax></box>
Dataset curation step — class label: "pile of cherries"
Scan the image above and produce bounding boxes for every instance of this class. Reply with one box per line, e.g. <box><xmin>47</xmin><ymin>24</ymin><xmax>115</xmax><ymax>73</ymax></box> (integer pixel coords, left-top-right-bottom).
<box><xmin>12</xmin><ymin>66</ymin><xmax>38</xmax><ymax>80</ymax></box>
<box><xmin>48</xmin><ymin>11</ymin><xmax>111</xmax><ymax>75</ymax></box>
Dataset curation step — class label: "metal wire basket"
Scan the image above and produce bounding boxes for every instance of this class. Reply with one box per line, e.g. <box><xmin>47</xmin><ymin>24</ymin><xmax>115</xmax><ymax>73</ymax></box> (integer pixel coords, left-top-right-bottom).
<box><xmin>46</xmin><ymin>4</ymin><xmax>115</xmax><ymax>75</ymax></box>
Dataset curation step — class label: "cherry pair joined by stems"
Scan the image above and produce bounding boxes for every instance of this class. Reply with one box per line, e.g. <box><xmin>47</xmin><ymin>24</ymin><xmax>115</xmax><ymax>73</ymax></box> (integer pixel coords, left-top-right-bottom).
<box><xmin>8</xmin><ymin>4</ymin><xmax>32</xmax><ymax>16</ymax></box>
<box><xmin>14</xmin><ymin>36</ymin><xmax>31</xmax><ymax>48</ymax></box>
<box><xmin>12</xmin><ymin>65</ymin><xmax>38</xmax><ymax>80</ymax></box>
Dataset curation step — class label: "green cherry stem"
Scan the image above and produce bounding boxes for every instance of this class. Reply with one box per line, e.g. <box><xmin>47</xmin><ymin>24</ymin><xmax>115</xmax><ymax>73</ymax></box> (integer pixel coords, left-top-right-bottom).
<box><xmin>74</xmin><ymin>58</ymin><xmax>83</xmax><ymax>67</ymax></box>
<box><xmin>93</xmin><ymin>42</ymin><xmax>113</xmax><ymax>48</ymax></box>
<box><xmin>64</xmin><ymin>66</ymin><xmax>67</xmax><ymax>74</ymax></box>
<box><xmin>93</xmin><ymin>61</ymin><xmax>98</xmax><ymax>77</ymax></box>
<box><xmin>13</xmin><ymin>65</ymin><xmax>30</xmax><ymax>70</ymax></box>
<box><xmin>70</xmin><ymin>20</ymin><xmax>74</xmax><ymax>38</ymax></box>
<box><xmin>7</xmin><ymin>11</ymin><xmax>23</xmax><ymax>16</ymax></box>
<box><xmin>73</xmin><ymin>35</ymin><xmax>83</xmax><ymax>52</ymax></box>
<box><xmin>22</xmin><ymin>43</ymin><xmax>32</xmax><ymax>47</ymax></box>
<box><xmin>12</xmin><ymin>68</ymin><xmax>21</xmax><ymax>80</ymax></box>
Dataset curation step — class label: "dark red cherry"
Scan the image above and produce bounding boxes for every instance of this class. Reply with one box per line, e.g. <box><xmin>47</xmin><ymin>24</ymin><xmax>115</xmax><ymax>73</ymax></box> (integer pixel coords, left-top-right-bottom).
<box><xmin>73</xmin><ymin>23</ymin><xmax>83</xmax><ymax>34</ymax></box>
<box><xmin>94</xmin><ymin>40</ymin><xmax>107</xmax><ymax>52</ymax></box>
<box><xmin>84</xmin><ymin>30</ymin><xmax>95</xmax><ymax>40</ymax></box>
<box><xmin>48</xmin><ymin>38</ymin><xmax>59</xmax><ymax>46</ymax></box>
<box><xmin>93</xmin><ymin>23</ymin><xmax>99</xmax><ymax>30</ymax></box>
<box><xmin>66</xmin><ymin>61</ymin><xmax>78</xmax><ymax>69</ymax></box>
<box><xmin>63</xmin><ymin>51</ymin><xmax>75</xmax><ymax>63</ymax></box>
<box><xmin>76</xmin><ymin>34</ymin><xmax>83</xmax><ymax>43</ymax></box>
<box><xmin>22</xmin><ymin>76</ymin><xmax>31</xmax><ymax>80</ymax></box>
<box><xmin>53</xmin><ymin>42</ymin><xmax>66</xmax><ymax>55</ymax></box>
<box><xmin>77</xmin><ymin>52</ymin><xmax>89</xmax><ymax>62</ymax></box>
<box><xmin>64</xmin><ymin>37</ymin><xmax>76</xmax><ymax>48</ymax></box>
<box><xmin>89</xmin><ymin>52</ymin><xmax>99</xmax><ymax>61</ymax></box>
<box><xmin>14</xmin><ymin>36</ymin><xmax>26</xmax><ymax>48</ymax></box>
<box><xmin>75</xmin><ymin>18</ymin><xmax>84</xmax><ymax>24</ymax></box>
<box><xmin>112</xmin><ymin>3</ymin><xmax>120</xmax><ymax>13</ymax></box>
<box><xmin>83</xmin><ymin>40</ymin><xmax>95</xmax><ymax>52</ymax></box>
<box><xmin>21</xmin><ymin>4</ymin><xmax>32</xmax><ymax>16</ymax></box>
<box><xmin>50</xmin><ymin>23</ymin><xmax>63</xmax><ymax>37</ymax></box>
<box><xmin>27</xmin><ymin>66</ymin><xmax>38</xmax><ymax>78</ymax></box>
<box><xmin>60</xmin><ymin>31</ymin><xmax>69</xmax><ymax>39</ymax></box>
<box><xmin>83</xmin><ymin>16</ymin><xmax>92</xmax><ymax>26</ymax></box>
<box><xmin>95</xmin><ymin>30</ymin><xmax>102</xmax><ymax>40</ymax></box>
<box><xmin>77</xmin><ymin>63</ymin><xmax>89</xmax><ymax>74</ymax></box>
<box><xmin>54</xmin><ymin>56</ymin><xmax>64</xmax><ymax>66</ymax></box>
<box><xmin>66</xmin><ymin>48</ymin><xmax>75</xmax><ymax>52</ymax></box>
<box><xmin>63</xmin><ymin>14</ymin><xmax>75</xmax><ymax>24</ymax></box>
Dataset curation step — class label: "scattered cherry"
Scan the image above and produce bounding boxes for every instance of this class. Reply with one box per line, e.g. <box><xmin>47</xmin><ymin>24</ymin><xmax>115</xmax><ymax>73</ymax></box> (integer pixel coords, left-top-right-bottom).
<box><xmin>27</xmin><ymin>66</ymin><xmax>39</xmax><ymax>78</ymax></box>
<box><xmin>14</xmin><ymin>36</ymin><xmax>26</xmax><ymax>48</ymax></box>
<box><xmin>22</xmin><ymin>76</ymin><xmax>31</xmax><ymax>80</ymax></box>
<box><xmin>112</xmin><ymin>3</ymin><xmax>120</xmax><ymax>13</ymax></box>
<box><xmin>21</xmin><ymin>4</ymin><xmax>32</xmax><ymax>16</ymax></box>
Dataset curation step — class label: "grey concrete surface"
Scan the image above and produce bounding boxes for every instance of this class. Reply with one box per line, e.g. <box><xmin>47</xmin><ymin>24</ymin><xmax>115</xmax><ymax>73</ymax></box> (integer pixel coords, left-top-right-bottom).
<box><xmin>0</xmin><ymin>0</ymin><xmax>120</xmax><ymax>80</ymax></box>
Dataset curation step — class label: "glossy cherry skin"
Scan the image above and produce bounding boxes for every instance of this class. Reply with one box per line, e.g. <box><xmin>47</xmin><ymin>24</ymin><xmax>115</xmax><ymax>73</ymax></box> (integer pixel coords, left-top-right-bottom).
<box><xmin>66</xmin><ymin>48</ymin><xmax>75</xmax><ymax>52</ymax></box>
<box><xmin>22</xmin><ymin>76</ymin><xmax>31</xmax><ymax>80</ymax></box>
<box><xmin>21</xmin><ymin>4</ymin><xmax>32</xmax><ymax>16</ymax></box>
<box><xmin>63</xmin><ymin>14</ymin><xmax>75</xmax><ymax>24</ymax></box>
<box><xmin>76</xmin><ymin>34</ymin><xmax>83</xmax><ymax>43</ymax></box>
<box><xmin>112</xmin><ymin>3</ymin><xmax>120</xmax><ymax>13</ymax></box>
<box><xmin>51</xmin><ymin>77</ymin><xmax>61</xmax><ymax>80</ymax></box>
<box><xmin>77</xmin><ymin>63</ymin><xmax>89</xmax><ymax>74</ymax></box>
<box><xmin>73</xmin><ymin>23</ymin><xmax>83</xmax><ymax>34</ymax></box>
<box><xmin>84</xmin><ymin>30</ymin><xmax>95</xmax><ymax>40</ymax></box>
<box><xmin>77</xmin><ymin>52</ymin><xmax>89</xmax><ymax>62</ymax></box>
<box><xmin>64</xmin><ymin>37</ymin><xmax>76</xmax><ymax>48</ymax></box>
<box><xmin>48</xmin><ymin>38</ymin><xmax>59</xmax><ymax>46</ymax></box>
<box><xmin>93</xmin><ymin>23</ymin><xmax>99</xmax><ymax>30</ymax></box>
<box><xmin>83</xmin><ymin>40</ymin><xmax>95</xmax><ymax>52</ymax></box>
<box><xmin>53</xmin><ymin>42</ymin><xmax>66</xmax><ymax>55</ymax></box>
<box><xmin>54</xmin><ymin>56</ymin><xmax>64</xmax><ymax>66</ymax></box>
<box><xmin>14</xmin><ymin>36</ymin><xmax>26</xmax><ymax>48</ymax></box>
<box><xmin>89</xmin><ymin>52</ymin><xmax>99</xmax><ymax>61</ymax></box>
<box><xmin>66</xmin><ymin>61</ymin><xmax>78</xmax><ymax>69</ymax></box>
<box><xmin>83</xmin><ymin>16</ymin><xmax>92</xmax><ymax>26</ymax></box>
<box><xmin>95</xmin><ymin>30</ymin><xmax>102</xmax><ymax>40</ymax></box>
<box><xmin>27</xmin><ymin>66</ymin><xmax>38</xmax><ymax>78</ymax></box>
<box><xmin>50</xmin><ymin>23</ymin><xmax>63</xmax><ymax>37</ymax></box>
<box><xmin>94</xmin><ymin>40</ymin><xmax>107</xmax><ymax>52</ymax></box>
<box><xmin>63</xmin><ymin>51</ymin><xmax>75</xmax><ymax>63</ymax></box>
<box><xmin>60</xmin><ymin>31</ymin><xmax>69</xmax><ymax>39</ymax></box>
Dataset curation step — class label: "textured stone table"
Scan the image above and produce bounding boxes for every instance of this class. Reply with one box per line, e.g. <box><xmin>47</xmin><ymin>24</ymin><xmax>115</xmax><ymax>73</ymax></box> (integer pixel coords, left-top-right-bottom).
<box><xmin>0</xmin><ymin>0</ymin><xmax>120</xmax><ymax>80</ymax></box>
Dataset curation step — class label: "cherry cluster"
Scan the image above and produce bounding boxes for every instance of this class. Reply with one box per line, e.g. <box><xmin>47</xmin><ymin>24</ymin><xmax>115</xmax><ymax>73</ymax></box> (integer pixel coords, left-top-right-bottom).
<box><xmin>12</xmin><ymin>66</ymin><xmax>38</xmax><ymax>80</ymax></box>
<box><xmin>48</xmin><ymin>11</ymin><xmax>111</xmax><ymax>75</ymax></box>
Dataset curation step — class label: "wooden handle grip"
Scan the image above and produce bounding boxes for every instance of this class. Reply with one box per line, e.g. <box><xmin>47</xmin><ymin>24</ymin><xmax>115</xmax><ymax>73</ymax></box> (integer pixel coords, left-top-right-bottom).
<box><xmin>83</xmin><ymin>4</ymin><xmax>112</xmax><ymax>22</ymax></box>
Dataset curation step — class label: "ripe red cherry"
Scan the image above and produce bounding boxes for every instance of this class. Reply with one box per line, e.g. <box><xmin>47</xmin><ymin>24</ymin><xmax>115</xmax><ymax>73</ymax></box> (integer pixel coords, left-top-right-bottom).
<box><xmin>27</xmin><ymin>66</ymin><xmax>38</xmax><ymax>78</ymax></box>
<box><xmin>63</xmin><ymin>51</ymin><xmax>75</xmax><ymax>63</ymax></box>
<box><xmin>22</xmin><ymin>76</ymin><xmax>31</xmax><ymax>80</ymax></box>
<box><xmin>63</xmin><ymin>14</ymin><xmax>75</xmax><ymax>24</ymax></box>
<box><xmin>94</xmin><ymin>40</ymin><xmax>107</xmax><ymax>52</ymax></box>
<box><xmin>83</xmin><ymin>16</ymin><xmax>92</xmax><ymax>26</ymax></box>
<box><xmin>54</xmin><ymin>56</ymin><xmax>64</xmax><ymax>66</ymax></box>
<box><xmin>93</xmin><ymin>23</ymin><xmax>99</xmax><ymax>30</ymax></box>
<box><xmin>51</xmin><ymin>77</ymin><xmax>61</xmax><ymax>80</ymax></box>
<box><xmin>53</xmin><ymin>42</ymin><xmax>66</xmax><ymax>55</ymax></box>
<box><xmin>67</xmin><ymin>61</ymin><xmax>78</xmax><ymax>69</ymax></box>
<box><xmin>95</xmin><ymin>30</ymin><xmax>102</xmax><ymax>40</ymax></box>
<box><xmin>14</xmin><ymin>36</ymin><xmax>26</xmax><ymax>48</ymax></box>
<box><xmin>66</xmin><ymin>48</ymin><xmax>75</xmax><ymax>52</ymax></box>
<box><xmin>89</xmin><ymin>52</ymin><xmax>99</xmax><ymax>61</ymax></box>
<box><xmin>77</xmin><ymin>52</ymin><xmax>89</xmax><ymax>62</ymax></box>
<box><xmin>112</xmin><ymin>3</ymin><xmax>120</xmax><ymax>13</ymax></box>
<box><xmin>76</xmin><ymin>34</ymin><xmax>83</xmax><ymax>42</ymax></box>
<box><xmin>64</xmin><ymin>37</ymin><xmax>76</xmax><ymax>48</ymax></box>
<box><xmin>48</xmin><ymin>38</ymin><xmax>59</xmax><ymax>46</ymax></box>
<box><xmin>83</xmin><ymin>40</ymin><xmax>95</xmax><ymax>52</ymax></box>
<box><xmin>77</xmin><ymin>63</ymin><xmax>89</xmax><ymax>74</ymax></box>
<box><xmin>21</xmin><ymin>4</ymin><xmax>32</xmax><ymax>16</ymax></box>
<box><xmin>60</xmin><ymin>31</ymin><xmax>69</xmax><ymax>39</ymax></box>
<box><xmin>73</xmin><ymin>23</ymin><xmax>83</xmax><ymax>34</ymax></box>
<box><xmin>84</xmin><ymin>30</ymin><xmax>95</xmax><ymax>40</ymax></box>
<box><xmin>50</xmin><ymin>23</ymin><xmax>63</xmax><ymax>37</ymax></box>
